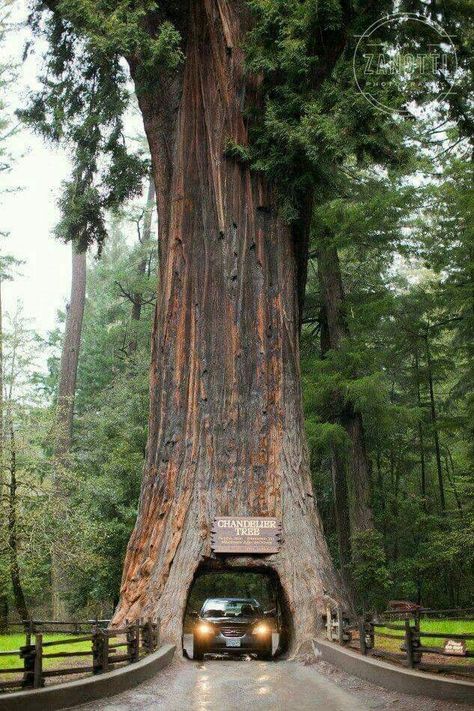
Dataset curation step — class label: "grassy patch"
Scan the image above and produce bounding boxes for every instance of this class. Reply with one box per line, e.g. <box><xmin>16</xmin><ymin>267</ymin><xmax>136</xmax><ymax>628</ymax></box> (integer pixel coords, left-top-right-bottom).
<box><xmin>374</xmin><ymin>619</ymin><xmax>474</xmax><ymax>660</ymax></box>
<box><xmin>0</xmin><ymin>633</ymin><xmax>93</xmax><ymax>676</ymax></box>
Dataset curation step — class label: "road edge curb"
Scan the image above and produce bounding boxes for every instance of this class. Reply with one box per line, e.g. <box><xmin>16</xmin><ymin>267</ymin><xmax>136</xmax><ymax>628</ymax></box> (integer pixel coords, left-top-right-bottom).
<box><xmin>0</xmin><ymin>644</ymin><xmax>175</xmax><ymax>711</ymax></box>
<box><xmin>312</xmin><ymin>638</ymin><xmax>473</xmax><ymax>704</ymax></box>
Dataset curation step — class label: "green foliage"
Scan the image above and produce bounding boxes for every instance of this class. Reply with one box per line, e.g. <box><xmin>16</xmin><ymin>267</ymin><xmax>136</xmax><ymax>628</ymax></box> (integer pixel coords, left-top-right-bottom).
<box><xmin>20</xmin><ymin>4</ymin><xmax>157</xmax><ymax>249</ymax></box>
<box><xmin>241</xmin><ymin>0</ymin><xmax>418</xmax><ymax>218</ymax></box>
<box><xmin>58</xmin><ymin>211</ymin><xmax>157</xmax><ymax>610</ymax></box>
<box><xmin>0</xmin><ymin>0</ymin><xmax>16</xmax><ymax>193</ymax></box>
<box><xmin>302</xmin><ymin>144</ymin><xmax>473</xmax><ymax>610</ymax></box>
<box><xmin>0</xmin><ymin>306</ymin><xmax>59</xmax><ymax>618</ymax></box>
<box><xmin>351</xmin><ymin>530</ymin><xmax>391</xmax><ymax>612</ymax></box>
<box><xmin>224</xmin><ymin>139</ymin><xmax>251</xmax><ymax>166</ymax></box>
<box><xmin>0</xmin><ymin>194</ymin><xmax>157</xmax><ymax>617</ymax></box>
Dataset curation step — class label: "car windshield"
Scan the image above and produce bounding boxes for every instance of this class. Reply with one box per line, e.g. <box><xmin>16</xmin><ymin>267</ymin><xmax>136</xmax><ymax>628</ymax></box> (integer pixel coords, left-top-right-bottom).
<box><xmin>202</xmin><ymin>599</ymin><xmax>260</xmax><ymax>618</ymax></box>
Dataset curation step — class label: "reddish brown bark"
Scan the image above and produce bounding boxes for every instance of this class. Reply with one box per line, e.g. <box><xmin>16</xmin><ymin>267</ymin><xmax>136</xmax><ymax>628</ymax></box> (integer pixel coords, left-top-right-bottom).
<box><xmin>317</xmin><ymin>243</ymin><xmax>374</xmax><ymax>540</ymax></box>
<box><xmin>51</xmin><ymin>246</ymin><xmax>87</xmax><ymax>619</ymax></box>
<box><xmin>114</xmin><ymin>0</ymin><xmax>343</xmax><ymax>650</ymax></box>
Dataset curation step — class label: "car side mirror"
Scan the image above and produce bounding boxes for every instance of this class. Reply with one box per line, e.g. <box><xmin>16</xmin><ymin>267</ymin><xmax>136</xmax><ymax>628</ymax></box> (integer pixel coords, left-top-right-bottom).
<box><xmin>189</xmin><ymin>611</ymin><xmax>199</xmax><ymax>619</ymax></box>
<box><xmin>264</xmin><ymin>608</ymin><xmax>276</xmax><ymax>617</ymax></box>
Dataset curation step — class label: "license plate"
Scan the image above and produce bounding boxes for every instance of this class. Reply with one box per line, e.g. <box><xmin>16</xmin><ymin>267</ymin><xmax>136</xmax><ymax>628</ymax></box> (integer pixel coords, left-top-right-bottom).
<box><xmin>226</xmin><ymin>638</ymin><xmax>241</xmax><ymax>647</ymax></box>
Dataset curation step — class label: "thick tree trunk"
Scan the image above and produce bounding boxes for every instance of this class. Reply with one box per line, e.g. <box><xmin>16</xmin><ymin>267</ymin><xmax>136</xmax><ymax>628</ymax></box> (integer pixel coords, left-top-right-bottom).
<box><xmin>317</xmin><ymin>243</ymin><xmax>374</xmax><ymax>537</ymax></box>
<box><xmin>115</xmin><ymin>0</ymin><xmax>342</xmax><ymax>651</ymax></box>
<box><xmin>51</xmin><ymin>247</ymin><xmax>86</xmax><ymax>619</ymax></box>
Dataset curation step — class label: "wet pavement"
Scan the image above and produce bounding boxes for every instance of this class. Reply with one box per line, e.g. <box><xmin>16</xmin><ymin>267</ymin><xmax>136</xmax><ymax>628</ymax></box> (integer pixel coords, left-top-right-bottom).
<box><xmin>74</xmin><ymin>657</ymin><xmax>368</xmax><ymax>711</ymax></box>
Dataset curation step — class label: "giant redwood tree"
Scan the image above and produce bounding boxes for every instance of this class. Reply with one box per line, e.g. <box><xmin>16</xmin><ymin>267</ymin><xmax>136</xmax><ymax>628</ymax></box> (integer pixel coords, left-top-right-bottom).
<box><xmin>25</xmin><ymin>0</ymin><xmax>405</xmax><ymax>648</ymax></box>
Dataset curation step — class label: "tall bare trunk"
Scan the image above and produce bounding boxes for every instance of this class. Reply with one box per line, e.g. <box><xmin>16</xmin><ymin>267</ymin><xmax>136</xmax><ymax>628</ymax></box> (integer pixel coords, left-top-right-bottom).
<box><xmin>115</xmin><ymin>0</ymin><xmax>343</xmax><ymax>651</ymax></box>
<box><xmin>51</xmin><ymin>247</ymin><xmax>87</xmax><ymax>619</ymax></box>
<box><xmin>319</xmin><ymin>302</ymin><xmax>352</xmax><ymax>586</ymax></box>
<box><xmin>8</xmin><ymin>420</ymin><xmax>29</xmax><ymax>622</ymax></box>
<box><xmin>128</xmin><ymin>177</ymin><xmax>156</xmax><ymax>354</ymax></box>
<box><xmin>0</xmin><ymin>277</ymin><xmax>7</xmax><ymax>631</ymax></box>
<box><xmin>414</xmin><ymin>347</ymin><xmax>427</xmax><ymax>510</ymax></box>
<box><xmin>424</xmin><ymin>334</ymin><xmax>445</xmax><ymax>512</ymax></box>
<box><xmin>317</xmin><ymin>243</ymin><xmax>374</xmax><ymax>541</ymax></box>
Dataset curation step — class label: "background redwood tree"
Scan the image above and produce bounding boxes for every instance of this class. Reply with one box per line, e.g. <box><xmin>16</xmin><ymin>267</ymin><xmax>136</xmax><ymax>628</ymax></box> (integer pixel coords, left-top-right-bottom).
<box><xmin>51</xmin><ymin>245</ymin><xmax>86</xmax><ymax>619</ymax></box>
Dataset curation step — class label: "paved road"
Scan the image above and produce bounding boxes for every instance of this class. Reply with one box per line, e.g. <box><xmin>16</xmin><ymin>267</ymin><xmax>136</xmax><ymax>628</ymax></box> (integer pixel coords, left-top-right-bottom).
<box><xmin>75</xmin><ymin>658</ymin><xmax>368</xmax><ymax>711</ymax></box>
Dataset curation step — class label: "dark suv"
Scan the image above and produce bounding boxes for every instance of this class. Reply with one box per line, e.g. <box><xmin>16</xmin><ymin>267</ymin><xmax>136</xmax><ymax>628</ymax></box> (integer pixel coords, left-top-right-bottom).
<box><xmin>191</xmin><ymin>597</ymin><xmax>273</xmax><ymax>660</ymax></box>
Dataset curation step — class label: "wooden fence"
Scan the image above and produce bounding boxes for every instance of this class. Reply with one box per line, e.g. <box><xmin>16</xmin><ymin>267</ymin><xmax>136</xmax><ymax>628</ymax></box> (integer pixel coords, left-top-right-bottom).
<box><xmin>0</xmin><ymin>618</ymin><xmax>160</xmax><ymax>692</ymax></box>
<box><xmin>324</xmin><ymin>607</ymin><xmax>474</xmax><ymax>678</ymax></box>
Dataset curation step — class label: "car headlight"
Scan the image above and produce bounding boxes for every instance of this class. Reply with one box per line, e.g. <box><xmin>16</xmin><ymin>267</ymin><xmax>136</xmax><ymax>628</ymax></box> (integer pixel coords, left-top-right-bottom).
<box><xmin>195</xmin><ymin>621</ymin><xmax>214</xmax><ymax>637</ymax></box>
<box><xmin>253</xmin><ymin>622</ymin><xmax>271</xmax><ymax>637</ymax></box>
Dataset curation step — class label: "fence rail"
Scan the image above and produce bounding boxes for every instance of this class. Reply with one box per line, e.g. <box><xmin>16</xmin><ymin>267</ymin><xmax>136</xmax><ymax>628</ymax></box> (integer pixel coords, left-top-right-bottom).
<box><xmin>323</xmin><ymin>606</ymin><xmax>474</xmax><ymax>678</ymax></box>
<box><xmin>0</xmin><ymin>618</ymin><xmax>160</xmax><ymax>693</ymax></box>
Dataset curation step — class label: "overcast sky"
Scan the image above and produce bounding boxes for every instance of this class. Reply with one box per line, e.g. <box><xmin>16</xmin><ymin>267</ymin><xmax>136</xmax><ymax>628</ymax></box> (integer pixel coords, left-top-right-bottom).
<box><xmin>1</xmin><ymin>1</ymin><xmax>73</xmax><ymax>336</ymax></box>
<box><xmin>1</xmin><ymin>2</ymin><xmax>147</xmax><ymax>343</ymax></box>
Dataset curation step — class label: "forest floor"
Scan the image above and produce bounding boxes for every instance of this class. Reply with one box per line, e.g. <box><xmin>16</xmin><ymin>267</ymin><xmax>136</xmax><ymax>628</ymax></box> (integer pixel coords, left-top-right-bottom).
<box><xmin>71</xmin><ymin>656</ymin><xmax>472</xmax><ymax>711</ymax></box>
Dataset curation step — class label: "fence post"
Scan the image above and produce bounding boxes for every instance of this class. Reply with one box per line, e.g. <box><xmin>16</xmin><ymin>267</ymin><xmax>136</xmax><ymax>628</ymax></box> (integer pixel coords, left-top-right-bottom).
<box><xmin>359</xmin><ymin>619</ymin><xmax>367</xmax><ymax>655</ymax></box>
<box><xmin>368</xmin><ymin>617</ymin><xmax>374</xmax><ymax>650</ymax></box>
<box><xmin>412</xmin><ymin>614</ymin><xmax>421</xmax><ymax>666</ymax></box>
<box><xmin>337</xmin><ymin>606</ymin><xmax>344</xmax><ymax>645</ymax></box>
<box><xmin>33</xmin><ymin>634</ymin><xmax>43</xmax><ymax>689</ymax></box>
<box><xmin>142</xmin><ymin>617</ymin><xmax>159</xmax><ymax>653</ymax></box>
<box><xmin>102</xmin><ymin>631</ymin><xmax>110</xmax><ymax>673</ymax></box>
<box><xmin>20</xmin><ymin>636</ymin><xmax>36</xmax><ymax>688</ymax></box>
<box><xmin>326</xmin><ymin>605</ymin><xmax>332</xmax><ymax>641</ymax></box>
<box><xmin>25</xmin><ymin>619</ymin><xmax>33</xmax><ymax>646</ymax></box>
<box><xmin>141</xmin><ymin>619</ymin><xmax>151</xmax><ymax>654</ymax></box>
<box><xmin>127</xmin><ymin>621</ymin><xmax>140</xmax><ymax>663</ymax></box>
<box><xmin>414</xmin><ymin>608</ymin><xmax>420</xmax><ymax>634</ymax></box>
<box><xmin>92</xmin><ymin>626</ymin><xmax>101</xmax><ymax>674</ymax></box>
<box><xmin>92</xmin><ymin>627</ymin><xmax>109</xmax><ymax>674</ymax></box>
<box><xmin>404</xmin><ymin>618</ymin><xmax>414</xmax><ymax>668</ymax></box>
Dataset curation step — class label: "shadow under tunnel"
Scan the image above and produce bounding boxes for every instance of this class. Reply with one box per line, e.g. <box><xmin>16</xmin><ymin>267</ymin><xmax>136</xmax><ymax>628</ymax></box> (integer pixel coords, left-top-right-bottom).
<box><xmin>182</xmin><ymin>566</ymin><xmax>292</xmax><ymax>661</ymax></box>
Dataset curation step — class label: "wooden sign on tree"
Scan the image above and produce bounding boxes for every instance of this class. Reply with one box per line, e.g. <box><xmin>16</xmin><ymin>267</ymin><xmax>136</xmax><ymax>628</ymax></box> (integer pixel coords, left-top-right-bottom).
<box><xmin>211</xmin><ymin>517</ymin><xmax>282</xmax><ymax>554</ymax></box>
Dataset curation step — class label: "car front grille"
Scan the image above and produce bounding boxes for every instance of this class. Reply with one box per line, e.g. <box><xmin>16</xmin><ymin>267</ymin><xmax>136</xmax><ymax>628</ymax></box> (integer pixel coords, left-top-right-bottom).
<box><xmin>220</xmin><ymin>627</ymin><xmax>245</xmax><ymax>637</ymax></box>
